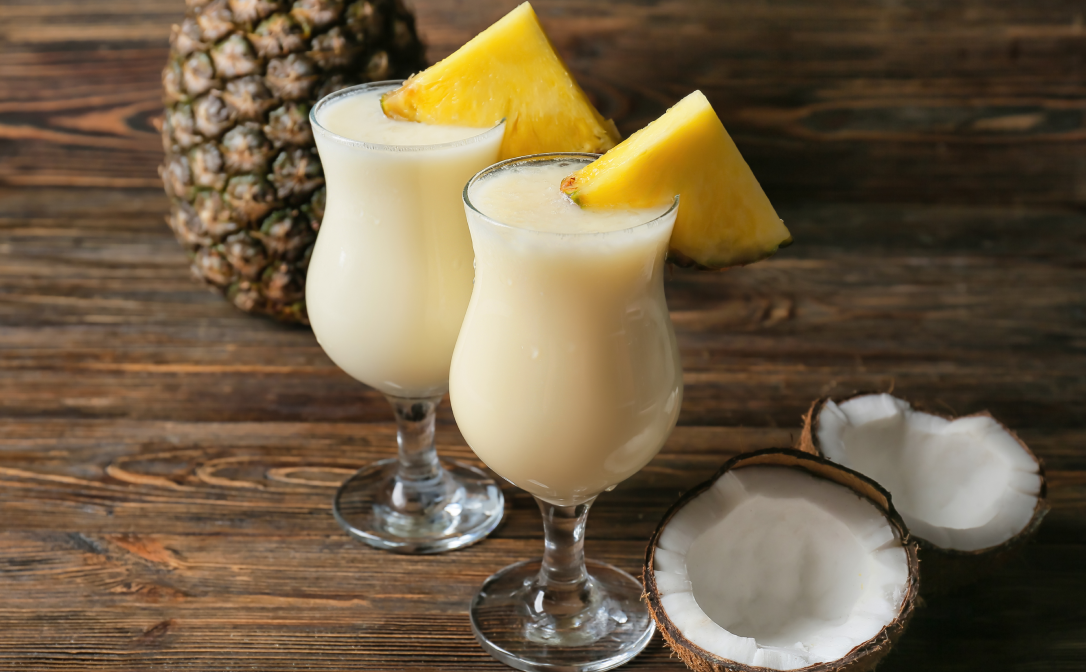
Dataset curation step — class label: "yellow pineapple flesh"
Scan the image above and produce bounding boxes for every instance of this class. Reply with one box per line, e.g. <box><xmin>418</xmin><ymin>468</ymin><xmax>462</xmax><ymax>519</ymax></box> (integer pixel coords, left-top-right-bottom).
<box><xmin>560</xmin><ymin>91</ymin><xmax>791</xmax><ymax>269</ymax></box>
<box><xmin>380</xmin><ymin>2</ymin><xmax>620</xmax><ymax>160</ymax></box>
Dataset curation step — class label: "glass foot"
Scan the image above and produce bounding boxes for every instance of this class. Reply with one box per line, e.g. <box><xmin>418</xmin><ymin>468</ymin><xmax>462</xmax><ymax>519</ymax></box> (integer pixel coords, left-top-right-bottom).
<box><xmin>470</xmin><ymin>558</ymin><xmax>655</xmax><ymax>672</ymax></box>
<box><xmin>333</xmin><ymin>457</ymin><xmax>504</xmax><ymax>554</ymax></box>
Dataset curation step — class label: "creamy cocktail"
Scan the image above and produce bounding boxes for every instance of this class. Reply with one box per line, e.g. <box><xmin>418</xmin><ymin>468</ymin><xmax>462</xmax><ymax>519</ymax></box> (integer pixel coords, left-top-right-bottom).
<box><xmin>307</xmin><ymin>81</ymin><xmax>505</xmax><ymax>553</ymax></box>
<box><xmin>451</xmin><ymin>160</ymin><xmax>682</xmax><ymax>505</ymax></box>
<box><xmin>310</xmin><ymin>84</ymin><xmax>502</xmax><ymax>397</ymax></box>
<box><xmin>452</xmin><ymin>154</ymin><xmax>681</xmax><ymax>672</ymax></box>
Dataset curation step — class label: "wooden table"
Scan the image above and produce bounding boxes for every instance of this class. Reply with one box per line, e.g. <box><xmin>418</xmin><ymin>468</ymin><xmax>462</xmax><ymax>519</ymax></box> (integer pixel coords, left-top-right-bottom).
<box><xmin>1</xmin><ymin>0</ymin><xmax>1083</xmax><ymax>669</ymax></box>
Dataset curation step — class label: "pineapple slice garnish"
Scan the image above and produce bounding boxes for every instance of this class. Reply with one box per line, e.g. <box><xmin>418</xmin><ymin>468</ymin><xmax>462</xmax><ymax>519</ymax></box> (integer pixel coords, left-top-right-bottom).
<box><xmin>380</xmin><ymin>2</ymin><xmax>620</xmax><ymax>160</ymax></box>
<box><xmin>561</xmin><ymin>91</ymin><xmax>792</xmax><ymax>269</ymax></box>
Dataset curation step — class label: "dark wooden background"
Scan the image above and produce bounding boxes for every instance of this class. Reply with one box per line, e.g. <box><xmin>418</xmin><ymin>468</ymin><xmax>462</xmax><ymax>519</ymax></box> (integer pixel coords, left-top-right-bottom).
<box><xmin>1</xmin><ymin>0</ymin><xmax>1084</xmax><ymax>669</ymax></box>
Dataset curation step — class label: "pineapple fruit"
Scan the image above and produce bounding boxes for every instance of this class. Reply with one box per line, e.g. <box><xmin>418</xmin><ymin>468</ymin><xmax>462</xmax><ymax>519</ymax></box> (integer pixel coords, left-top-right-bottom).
<box><xmin>380</xmin><ymin>2</ymin><xmax>620</xmax><ymax>160</ymax></box>
<box><xmin>561</xmin><ymin>91</ymin><xmax>792</xmax><ymax>269</ymax></box>
<box><xmin>160</xmin><ymin>0</ymin><xmax>425</xmax><ymax>323</ymax></box>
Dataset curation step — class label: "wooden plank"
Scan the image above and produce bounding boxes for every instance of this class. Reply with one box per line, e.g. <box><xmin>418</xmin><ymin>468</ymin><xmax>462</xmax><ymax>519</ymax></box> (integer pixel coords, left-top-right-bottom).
<box><xmin>0</xmin><ymin>416</ymin><xmax>1081</xmax><ymax>670</ymax></box>
<box><xmin>1</xmin><ymin>0</ymin><xmax>1084</xmax><ymax>202</ymax></box>
<box><xmin>3</xmin><ymin>190</ymin><xmax>1083</xmax><ymax>428</ymax></box>
<box><xmin>0</xmin><ymin>418</ymin><xmax>1082</xmax><ymax>534</ymax></box>
<box><xmin>0</xmin><ymin>534</ymin><xmax>1079</xmax><ymax>670</ymax></box>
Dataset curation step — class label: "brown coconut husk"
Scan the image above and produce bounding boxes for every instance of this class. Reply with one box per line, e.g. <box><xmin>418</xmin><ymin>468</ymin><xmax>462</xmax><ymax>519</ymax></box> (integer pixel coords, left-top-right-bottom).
<box><xmin>643</xmin><ymin>448</ymin><xmax>921</xmax><ymax>672</ymax></box>
<box><xmin>798</xmin><ymin>394</ymin><xmax>1050</xmax><ymax>595</ymax></box>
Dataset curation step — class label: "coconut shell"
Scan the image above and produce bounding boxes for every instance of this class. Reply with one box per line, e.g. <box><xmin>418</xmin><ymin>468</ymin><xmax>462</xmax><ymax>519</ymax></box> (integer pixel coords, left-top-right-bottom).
<box><xmin>798</xmin><ymin>394</ymin><xmax>1050</xmax><ymax>595</ymax></box>
<box><xmin>644</xmin><ymin>448</ymin><xmax>921</xmax><ymax>672</ymax></box>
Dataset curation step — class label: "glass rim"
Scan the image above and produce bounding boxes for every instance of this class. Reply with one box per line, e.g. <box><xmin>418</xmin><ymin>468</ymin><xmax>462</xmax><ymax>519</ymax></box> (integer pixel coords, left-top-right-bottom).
<box><xmin>462</xmin><ymin>152</ymin><xmax>680</xmax><ymax>238</ymax></box>
<box><xmin>309</xmin><ymin>79</ymin><xmax>506</xmax><ymax>153</ymax></box>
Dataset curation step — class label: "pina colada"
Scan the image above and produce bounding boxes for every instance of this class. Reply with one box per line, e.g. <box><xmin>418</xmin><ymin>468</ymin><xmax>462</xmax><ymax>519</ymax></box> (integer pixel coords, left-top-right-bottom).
<box><xmin>451</xmin><ymin>159</ymin><xmax>682</xmax><ymax>506</ymax></box>
<box><xmin>453</xmin><ymin>154</ymin><xmax>681</xmax><ymax>672</ymax></box>
<box><xmin>307</xmin><ymin>81</ymin><xmax>505</xmax><ymax>554</ymax></box>
<box><xmin>308</xmin><ymin>84</ymin><xmax>504</xmax><ymax>398</ymax></box>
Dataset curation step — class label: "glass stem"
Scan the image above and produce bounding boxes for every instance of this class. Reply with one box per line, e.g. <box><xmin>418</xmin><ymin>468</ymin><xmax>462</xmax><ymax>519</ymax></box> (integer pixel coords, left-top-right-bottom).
<box><xmin>386</xmin><ymin>395</ymin><xmax>446</xmax><ymax>510</ymax></box>
<box><xmin>533</xmin><ymin>495</ymin><xmax>597</xmax><ymax>613</ymax></box>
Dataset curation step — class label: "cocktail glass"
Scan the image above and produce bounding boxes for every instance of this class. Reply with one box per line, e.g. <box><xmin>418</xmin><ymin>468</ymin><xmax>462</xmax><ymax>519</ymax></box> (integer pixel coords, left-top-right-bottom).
<box><xmin>451</xmin><ymin>153</ymin><xmax>683</xmax><ymax>670</ymax></box>
<box><xmin>307</xmin><ymin>81</ymin><xmax>506</xmax><ymax>553</ymax></box>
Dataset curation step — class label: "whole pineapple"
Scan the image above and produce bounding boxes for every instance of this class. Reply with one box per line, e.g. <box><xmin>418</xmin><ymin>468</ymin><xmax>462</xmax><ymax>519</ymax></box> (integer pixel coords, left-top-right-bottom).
<box><xmin>160</xmin><ymin>0</ymin><xmax>425</xmax><ymax>323</ymax></box>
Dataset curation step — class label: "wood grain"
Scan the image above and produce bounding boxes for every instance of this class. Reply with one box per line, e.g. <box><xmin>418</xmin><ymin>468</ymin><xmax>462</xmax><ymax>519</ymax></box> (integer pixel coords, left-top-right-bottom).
<box><xmin>2</xmin><ymin>186</ymin><xmax>1084</xmax><ymax>669</ymax></box>
<box><xmin>0</xmin><ymin>0</ymin><xmax>1084</xmax><ymax>669</ymax></box>
<box><xmin>2</xmin><ymin>0</ymin><xmax>1085</xmax><ymax>202</ymax></box>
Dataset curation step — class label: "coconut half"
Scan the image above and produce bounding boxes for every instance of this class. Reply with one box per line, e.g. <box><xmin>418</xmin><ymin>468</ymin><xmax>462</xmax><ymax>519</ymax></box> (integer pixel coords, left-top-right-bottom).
<box><xmin>644</xmin><ymin>449</ymin><xmax>919</xmax><ymax>672</ymax></box>
<box><xmin>799</xmin><ymin>393</ymin><xmax>1049</xmax><ymax>593</ymax></box>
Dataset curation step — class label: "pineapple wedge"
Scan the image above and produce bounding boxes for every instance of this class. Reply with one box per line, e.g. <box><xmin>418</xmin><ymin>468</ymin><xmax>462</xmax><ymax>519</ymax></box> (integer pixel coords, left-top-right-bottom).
<box><xmin>381</xmin><ymin>2</ymin><xmax>620</xmax><ymax>160</ymax></box>
<box><xmin>560</xmin><ymin>91</ymin><xmax>792</xmax><ymax>269</ymax></box>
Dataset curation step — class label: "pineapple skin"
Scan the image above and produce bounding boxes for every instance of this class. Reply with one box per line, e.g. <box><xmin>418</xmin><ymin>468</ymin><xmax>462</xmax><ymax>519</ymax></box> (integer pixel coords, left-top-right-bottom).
<box><xmin>160</xmin><ymin>0</ymin><xmax>426</xmax><ymax>324</ymax></box>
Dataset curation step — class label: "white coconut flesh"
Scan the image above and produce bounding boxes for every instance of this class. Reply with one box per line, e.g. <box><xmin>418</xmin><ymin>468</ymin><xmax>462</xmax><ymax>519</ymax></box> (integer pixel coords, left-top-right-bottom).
<box><xmin>653</xmin><ymin>466</ymin><xmax>910</xmax><ymax>670</ymax></box>
<box><xmin>816</xmin><ymin>394</ymin><xmax>1042</xmax><ymax>552</ymax></box>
